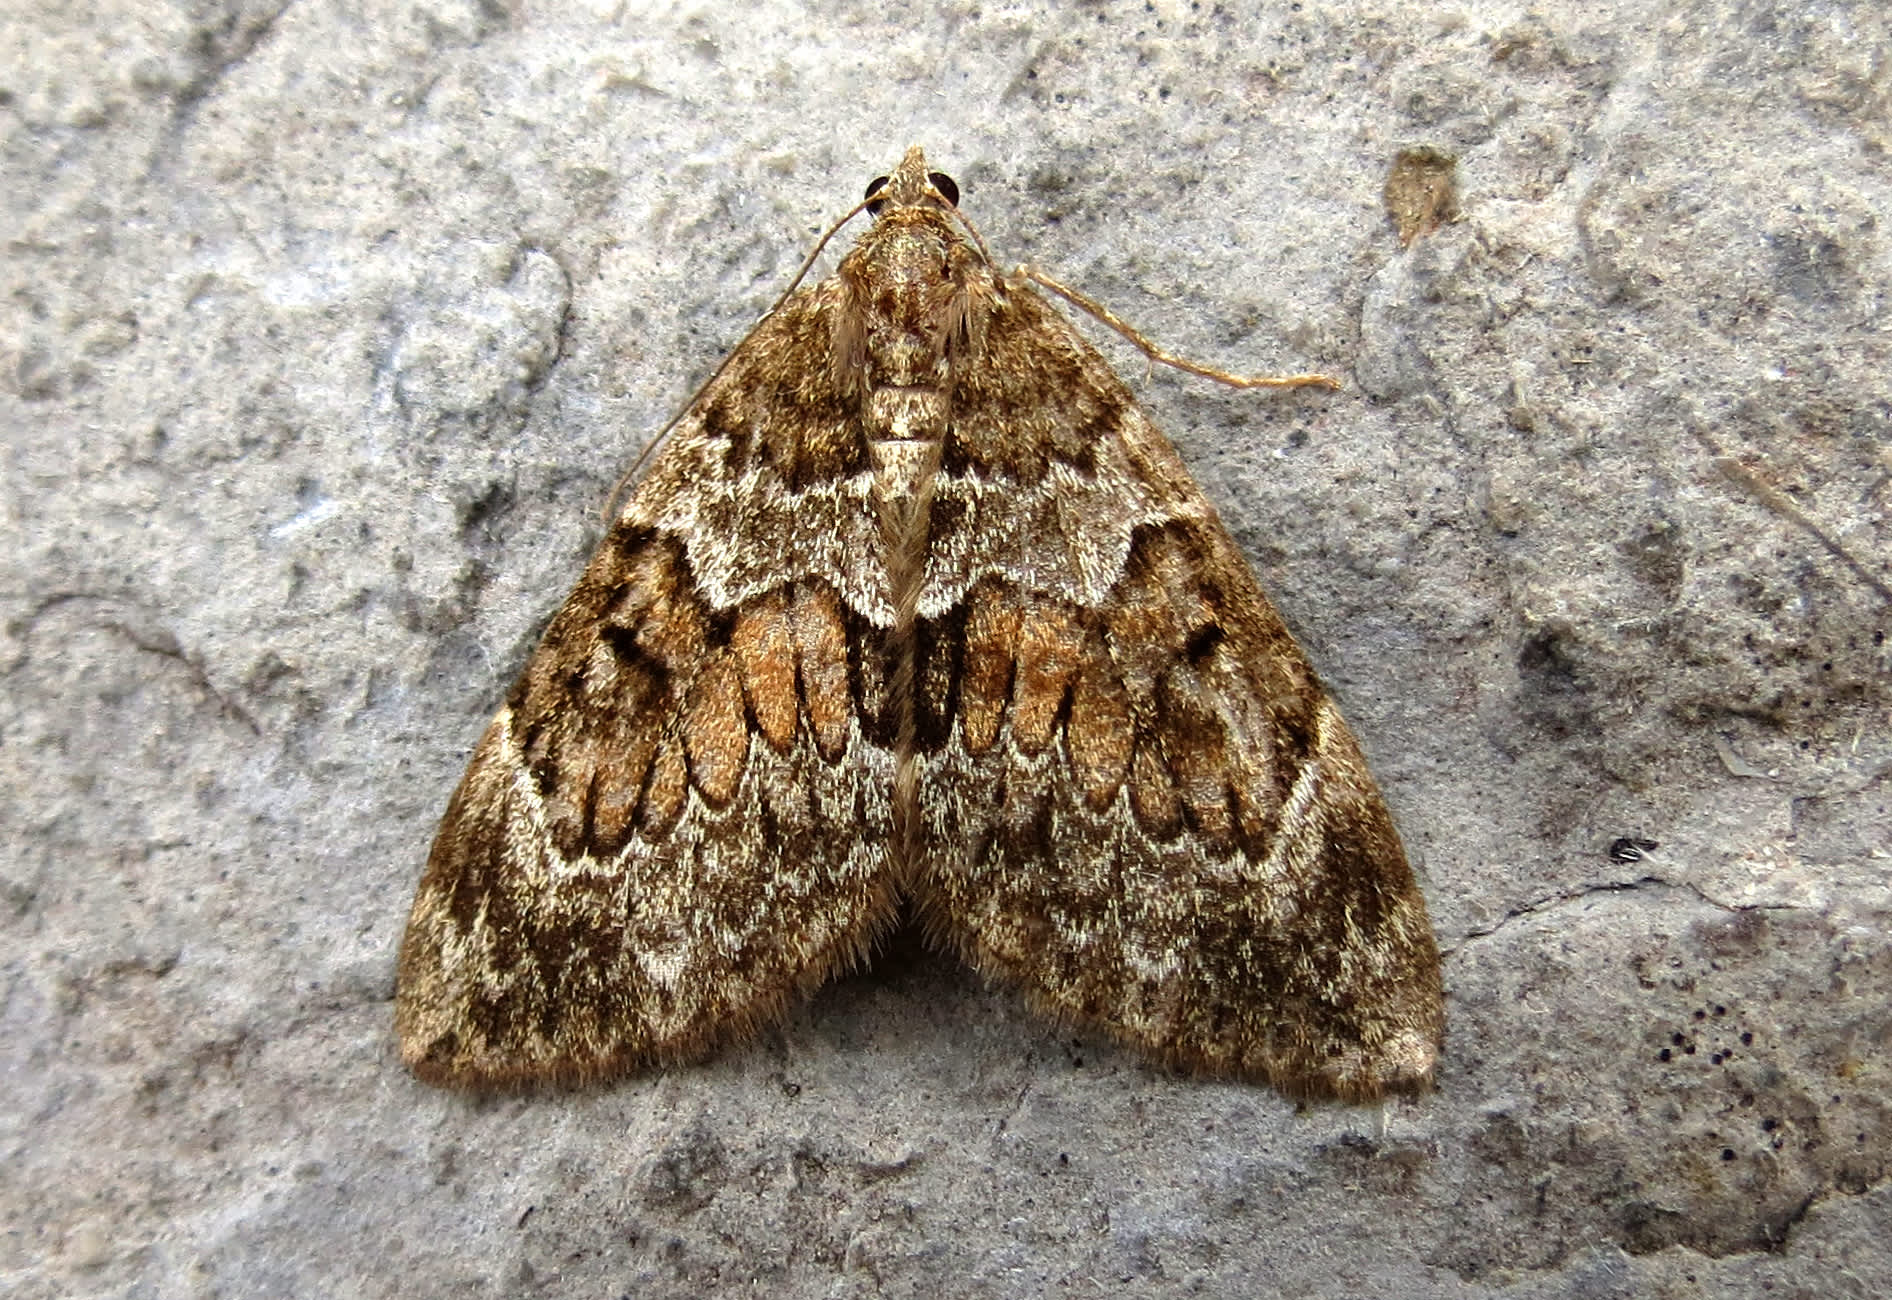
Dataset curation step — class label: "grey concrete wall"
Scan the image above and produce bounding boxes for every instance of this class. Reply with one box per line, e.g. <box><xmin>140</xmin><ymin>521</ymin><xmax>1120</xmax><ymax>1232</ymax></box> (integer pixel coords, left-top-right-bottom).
<box><xmin>3</xmin><ymin>1</ymin><xmax>1887</xmax><ymax>1296</ymax></box>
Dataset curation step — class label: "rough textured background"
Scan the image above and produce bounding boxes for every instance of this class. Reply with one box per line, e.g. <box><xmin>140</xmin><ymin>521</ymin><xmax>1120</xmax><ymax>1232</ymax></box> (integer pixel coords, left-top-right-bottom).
<box><xmin>4</xmin><ymin>1</ymin><xmax>1888</xmax><ymax>1296</ymax></box>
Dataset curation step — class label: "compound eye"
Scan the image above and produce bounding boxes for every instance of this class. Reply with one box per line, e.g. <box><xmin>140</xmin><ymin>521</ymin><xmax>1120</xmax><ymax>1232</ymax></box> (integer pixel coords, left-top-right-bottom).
<box><xmin>928</xmin><ymin>171</ymin><xmax>959</xmax><ymax>206</ymax></box>
<box><xmin>864</xmin><ymin>175</ymin><xmax>890</xmax><ymax>216</ymax></box>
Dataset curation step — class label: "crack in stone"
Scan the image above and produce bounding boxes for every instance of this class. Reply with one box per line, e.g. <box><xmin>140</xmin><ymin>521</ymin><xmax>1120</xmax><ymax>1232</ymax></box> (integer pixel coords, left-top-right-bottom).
<box><xmin>1446</xmin><ymin>874</ymin><xmax>1808</xmax><ymax>954</ymax></box>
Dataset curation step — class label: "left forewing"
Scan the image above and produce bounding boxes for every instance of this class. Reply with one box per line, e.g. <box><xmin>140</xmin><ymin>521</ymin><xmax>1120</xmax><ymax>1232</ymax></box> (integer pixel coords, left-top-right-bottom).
<box><xmin>912</xmin><ymin>288</ymin><xmax>1443</xmax><ymax>1100</ymax></box>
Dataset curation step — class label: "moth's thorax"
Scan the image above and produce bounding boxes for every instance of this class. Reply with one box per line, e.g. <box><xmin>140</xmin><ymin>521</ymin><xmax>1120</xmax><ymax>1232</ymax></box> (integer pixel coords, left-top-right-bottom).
<box><xmin>838</xmin><ymin>207</ymin><xmax>984</xmax><ymax>454</ymax></box>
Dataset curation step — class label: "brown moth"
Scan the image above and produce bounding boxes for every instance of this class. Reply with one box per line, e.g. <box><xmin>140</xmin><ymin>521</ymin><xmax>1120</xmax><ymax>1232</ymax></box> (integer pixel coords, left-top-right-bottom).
<box><xmin>394</xmin><ymin>147</ymin><xmax>1444</xmax><ymax>1101</ymax></box>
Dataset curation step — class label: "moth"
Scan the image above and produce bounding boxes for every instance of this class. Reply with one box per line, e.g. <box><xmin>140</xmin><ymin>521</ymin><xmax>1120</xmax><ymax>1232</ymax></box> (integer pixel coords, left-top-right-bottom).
<box><xmin>394</xmin><ymin>147</ymin><xmax>1444</xmax><ymax>1101</ymax></box>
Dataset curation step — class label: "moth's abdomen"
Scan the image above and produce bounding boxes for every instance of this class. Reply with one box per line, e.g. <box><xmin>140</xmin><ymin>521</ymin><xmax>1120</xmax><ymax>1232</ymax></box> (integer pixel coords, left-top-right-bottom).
<box><xmin>865</xmin><ymin>384</ymin><xmax>952</xmax><ymax>444</ymax></box>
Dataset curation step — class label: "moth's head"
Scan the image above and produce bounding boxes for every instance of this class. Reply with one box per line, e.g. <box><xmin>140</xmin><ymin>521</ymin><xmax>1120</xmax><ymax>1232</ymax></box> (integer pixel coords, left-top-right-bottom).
<box><xmin>843</xmin><ymin>146</ymin><xmax>990</xmax><ymax>285</ymax></box>
<box><xmin>863</xmin><ymin>145</ymin><xmax>960</xmax><ymax>220</ymax></box>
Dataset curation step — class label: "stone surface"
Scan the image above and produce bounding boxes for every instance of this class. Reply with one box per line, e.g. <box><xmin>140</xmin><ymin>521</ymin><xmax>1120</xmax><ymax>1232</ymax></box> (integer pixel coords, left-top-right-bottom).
<box><xmin>3</xmin><ymin>1</ymin><xmax>1887</xmax><ymax>1296</ymax></box>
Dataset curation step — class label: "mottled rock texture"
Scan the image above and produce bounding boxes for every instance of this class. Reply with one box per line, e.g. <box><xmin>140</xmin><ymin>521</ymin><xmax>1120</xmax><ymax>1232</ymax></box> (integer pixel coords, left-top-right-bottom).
<box><xmin>3</xmin><ymin>2</ymin><xmax>1887</xmax><ymax>1297</ymax></box>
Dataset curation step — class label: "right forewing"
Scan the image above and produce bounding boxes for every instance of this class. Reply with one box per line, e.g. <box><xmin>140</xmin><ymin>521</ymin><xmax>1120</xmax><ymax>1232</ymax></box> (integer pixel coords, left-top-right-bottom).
<box><xmin>395</xmin><ymin>290</ymin><xmax>902</xmax><ymax>1087</ymax></box>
